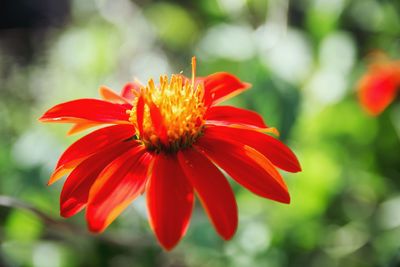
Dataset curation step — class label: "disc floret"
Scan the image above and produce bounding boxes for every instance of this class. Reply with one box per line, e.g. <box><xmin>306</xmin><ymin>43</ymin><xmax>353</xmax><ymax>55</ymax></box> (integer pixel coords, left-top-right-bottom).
<box><xmin>127</xmin><ymin>58</ymin><xmax>206</xmax><ymax>153</ymax></box>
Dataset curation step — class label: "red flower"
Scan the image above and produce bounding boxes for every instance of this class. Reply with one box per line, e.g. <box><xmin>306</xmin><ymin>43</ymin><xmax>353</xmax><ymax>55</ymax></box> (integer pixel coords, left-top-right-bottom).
<box><xmin>358</xmin><ymin>54</ymin><xmax>400</xmax><ymax>116</ymax></box>
<box><xmin>40</xmin><ymin>57</ymin><xmax>301</xmax><ymax>250</ymax></box>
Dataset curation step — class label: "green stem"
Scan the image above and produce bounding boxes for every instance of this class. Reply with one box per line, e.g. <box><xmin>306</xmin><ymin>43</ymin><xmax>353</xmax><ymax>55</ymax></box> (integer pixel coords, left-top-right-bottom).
<box><xmin>0</xmin><ymin>195</ymin><xmax>152</xmax><ymax>248</ymax></box>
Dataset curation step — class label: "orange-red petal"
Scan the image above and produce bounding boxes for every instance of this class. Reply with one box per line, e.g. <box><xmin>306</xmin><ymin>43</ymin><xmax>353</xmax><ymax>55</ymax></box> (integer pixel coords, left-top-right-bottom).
<box><xmin>39</xmin><ymin>99</ymin><xmax>131</xmax><ymax>124</ymax></box>
<box><xmin>136</xmin><ymin>95</ymin><xmax>145</xmax><ymax>136</ymax></box>
<box><xmin>60</xmin><ymin>142</ymin><xmax>135</xmax><ymax>218</ymax></box>
<box><xmin>203</xmin><ymin>72</ymin><xmax>251</xmax><ymax>106</ymax></box>
<box><xmin>99</xmin><ymin>86</ymin><xmax>132</xmax><ymax>105</ymax></box>
<box><xmin>121</xmin><ymin>81</ymin><xmax>142</xmax><ymax>100</ymax></box>
<box><xmin>148</xmin><ymin>102</ymin><xmax>168</xmax><ymax>144</ymax></box>
<box><xmin>147</xmin><ymin>153</ymin><xmax>194</xmax><ymax>250</ymax></box>
<box><xmin>67</xmin><ymin>121</ymin><xmax>104</xmax><ymax>135</ymax></box>
<box><xmin>86</xmin><ymin>146</ymin><xmax>152</xmax><ymax>233</ymax></box>
<box><xmin>49</xmin><ymin>124</ymin><xmax>135</xmax><ymax>185</ymax></box>
<box><xmin>204</xmin><ymin>126</ymin><xmax>301</xmax><ymax>173</ymax></box>
<box><xmin>196</xmin><ymin>136</ymin><xmax>290</xmax><ymax>204</ymax></box>
<box><xmin>358</xmin><ymin>66</ymin><xmax>399</xmax><ymax>116</ymax></box>
<box><xmin>178</xmin><ymin>149</ymin><xmax>237</xmax><ymax>240</ymax></box>
<box><xmin>205</xmin><ymin>105</ymin><xmax>268</xmax><ymax>129</ymax></box>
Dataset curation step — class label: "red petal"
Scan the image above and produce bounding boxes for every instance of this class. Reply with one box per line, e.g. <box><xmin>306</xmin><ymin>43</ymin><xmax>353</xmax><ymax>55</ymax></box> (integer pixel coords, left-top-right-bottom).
<box><xmin>39</xmin><ymin>99</ymin><xmax>131</xmax><ymax>124</ymax></box>
<box><xmin>203</xmin><ymin>72</ymin><xmax>251</xmax><ymax>106</ymax></box>
<box><xmin>204</xmin><ymin>126</ymin><xmax>301</xmax><ymax>173</ymax></box>
<box><xmin>147</xmin><ymin>153</ymin><xmax>194</xmax><ymax>250</ymax></box>
<box><xmin>195</xmin><ymin>136</ymin><xmax>290</xmax><ymax>204</ymax></box>
<box><xmin>136</xmin><ymin>95</ymin><xmax>145</xmax><ymax>136</ymax></box>
<box><xmin>121</xmin><ymin>81</ymin><xmax>142</xmax><ymax>100</ymax></box>
<box><xmin>67</xmin><ymin>121</ymin><xmax>103</xmax><ymax>135</ymax></box>
<box><xmin>178</xmin><ymin>149</ymin><xmax>237</xmax><ymax>240</ymax></box>
<box><xmin>205</xmin><ymin>106</ymin><xmax>268</xmax><ymax>128</ymax></box>
<box><xmin>48</xmin><ymin>167</ymin><xmax>72</xmax><ymax>186</ymax></box>
<box><xmin>149</xmin><ymin>103</ymin><xmax>168</xmax><ymax>144</ymax></box>
<box><xmin>86</xmin><ymin>146</ymin><xmax>152</xmax><ymax>233</ymax></box>
<box><xmin>60</xmin><ymin>142</ymin><xmax>135</xmax><ymax>218</ymax></box>
<box><xmin>99</xmin><ymin>86</ymin><xmax>132</xmax><ymax>105</ymax></box>
<box><xmin>358</xmin><ymin>67</ymin><xmax>399</xmax><ymax>116</ymax></box>
<box><xmin>49</xmin><ymin>124</ymin><xmax>135</xmax><ymax>185</ymax></box>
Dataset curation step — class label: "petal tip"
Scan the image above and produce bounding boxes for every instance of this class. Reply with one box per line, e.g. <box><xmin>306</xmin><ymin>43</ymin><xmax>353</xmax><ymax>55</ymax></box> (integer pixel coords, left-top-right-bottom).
<box><xmin>292</xmin><ymin>158</ymin><xmax>302</xmax><ymax>173</ymax></box>
<box><xmin>66</xmin><ymin>128</ymin><xmax>76</xmax><ymax>136</ymax></box>
<box><xmin>98</xmin><ymin>85</ymin><xmax>109</xmax><ymax>93</ymax></box>
<box><xmin>219</xmin><ymin>226</ymin><xmax>237</xmax><ymax>241</ymax></box>
<box><xmin>47</xmin><ymin>176</ymin><xmax>58</xmax><ymax>186</ymax></box>
<box><xmin>242</xmin><ymin>82</ymin><xmax>252</xmax><ymax>90</ymax></box>
<box><xmin>87</xmin><ymin>222</ymin><xmax>106</xmax><ymax>234</ymax></box>
<box><xmin>280</xmin><ymin>192</ymin><xmax>291</xmax><ymax>204</ymax></box>
<box><xmin>296</xmin><ymin>165</ymin><xmax>302</xmax><ymax>173</ymax></box>
<box><xmin>47</xmin><ymin>166</ymin><xmax>69</xmax><ymax>185</ymax></box>
<box><xmin>159</xmin><ymin>240</ymin><xmax>179</xmax><ymax>251</ymax></box>
<box><xmin>60</xmin><ymin>198</ymin><xmax>85</xmax><ymax>218</ymax></box>
<box><xmin>38</xmin><ymin>115</ymin><xmax>51</xmax><ymax>122</ymax></box>
<box><xmin>60</xmin><ymin>209</ymin><xmax>73</xmax><ymax>218</ymax></box>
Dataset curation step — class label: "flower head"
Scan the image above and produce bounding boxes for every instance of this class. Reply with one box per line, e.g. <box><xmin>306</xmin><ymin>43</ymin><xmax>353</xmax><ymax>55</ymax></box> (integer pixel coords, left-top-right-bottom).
<box><xmin>358</xmin><ymin>53</ymin><xmax>400</xmax><ymax>116</ymax></box>
<box><xmin>127</xmin><ymin>59</ymin><xmax>206</xmax><ymax>152</ymax></box>
<box><xmin>40</xmin><ymin>57</ymin><xmax>301</xmax><ymax>250</ymax></box>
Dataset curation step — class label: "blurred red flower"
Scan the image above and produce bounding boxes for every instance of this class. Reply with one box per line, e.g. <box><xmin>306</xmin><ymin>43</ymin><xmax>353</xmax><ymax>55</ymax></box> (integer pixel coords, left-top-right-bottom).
<box><xmin>358</xmin><ymin>54</ymin><xmax>400</xmax><ymax>116</ymax></box>
<box><xmin>40</xmin><ymin>57</ymin><xmax>301</xmax><ymax>250</ymax></box>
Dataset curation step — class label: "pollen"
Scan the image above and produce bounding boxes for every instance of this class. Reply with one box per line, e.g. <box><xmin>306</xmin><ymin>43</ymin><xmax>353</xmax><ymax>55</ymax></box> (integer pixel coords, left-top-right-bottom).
<box><xmin>127</xmin><ymin>57</ymin><xmax>206</xmax><ymax>152</ymax></box>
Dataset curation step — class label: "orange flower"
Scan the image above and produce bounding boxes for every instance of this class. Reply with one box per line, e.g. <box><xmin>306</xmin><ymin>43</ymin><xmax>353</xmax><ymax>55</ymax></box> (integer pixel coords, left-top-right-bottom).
<box><xmin>40</xmin><ymin>57</ymin><xmax>301</xmax><ymax>250</ymax></box>
<box><xmin>358</xmin><ymin>54</ymin><xmax>400</xmax><ymax>116</ymax></box>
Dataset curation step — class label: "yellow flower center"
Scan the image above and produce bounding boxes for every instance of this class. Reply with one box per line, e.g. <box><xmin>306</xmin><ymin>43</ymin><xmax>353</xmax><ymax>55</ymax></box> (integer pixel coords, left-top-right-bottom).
<box><xmin>127</xmin><ymin>57</ymin><xmax>206</xmax><ymax>153</ymax></box>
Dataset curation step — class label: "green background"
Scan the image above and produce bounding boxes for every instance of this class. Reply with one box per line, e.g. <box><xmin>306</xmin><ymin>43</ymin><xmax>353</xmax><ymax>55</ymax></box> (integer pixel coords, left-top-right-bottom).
<box><xmin>1</xmin><ymin>0</ymin><xmax>400</xmax><ymax>266</ymax></box>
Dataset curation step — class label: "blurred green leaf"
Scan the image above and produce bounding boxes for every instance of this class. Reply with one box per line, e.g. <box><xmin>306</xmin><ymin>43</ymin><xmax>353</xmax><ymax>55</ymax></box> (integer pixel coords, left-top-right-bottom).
<box><xmin>5</xmin><ymin>210</ymin><xmax>43</xmax><ymax>242</ymax></box>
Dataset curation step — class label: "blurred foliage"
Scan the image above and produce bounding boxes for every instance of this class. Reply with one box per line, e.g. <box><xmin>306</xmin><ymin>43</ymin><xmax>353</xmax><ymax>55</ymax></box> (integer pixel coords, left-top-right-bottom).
<box><xmin>1</xmin><ymin>0</ymin><xmax>400</xmax><ymax>266</ymax></box>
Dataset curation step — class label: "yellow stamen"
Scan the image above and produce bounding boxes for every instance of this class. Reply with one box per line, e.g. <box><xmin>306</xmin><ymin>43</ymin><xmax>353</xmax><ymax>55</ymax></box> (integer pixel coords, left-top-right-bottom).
<box><xmin>129</xmin><ymin>57</ymin><xmax>206</xmax><ymax>152</ymax></box>
<box><xmin>191</xmin><ymin>57</ymin><xmax>196</xmax><ymax>86</ymax></box>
